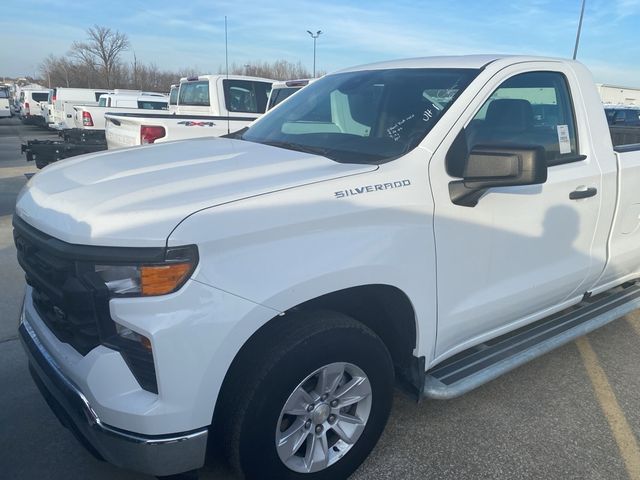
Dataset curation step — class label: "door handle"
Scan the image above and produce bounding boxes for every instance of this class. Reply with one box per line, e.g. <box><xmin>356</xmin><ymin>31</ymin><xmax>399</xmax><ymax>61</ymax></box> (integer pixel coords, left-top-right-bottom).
<box><xmin>569</xmin><ymin>187</ymin><xmax>597</xmax><ymax>200</ymax></box>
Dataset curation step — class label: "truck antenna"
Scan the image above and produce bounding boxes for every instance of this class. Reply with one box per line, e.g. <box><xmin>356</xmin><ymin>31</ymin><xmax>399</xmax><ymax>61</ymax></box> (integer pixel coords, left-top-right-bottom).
<box><xmin>225</xmin><ymin>15</ymin><xmax>230</xmax><ymax>135</ymax></box>
<box><xmin>573</xmin><ymin>0</ymin><xmax>586</xmax><ymax>60</ymax></box>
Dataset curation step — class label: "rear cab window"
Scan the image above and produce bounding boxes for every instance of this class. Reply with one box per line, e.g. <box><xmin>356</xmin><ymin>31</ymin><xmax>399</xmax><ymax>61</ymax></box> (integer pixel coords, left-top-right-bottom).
<box><xmin>465</xmin><ymin>71</ymin><xmax>579</xmax><ymax>167</ymax></box>
<box><xmin>138</xmin><ymin>101</ymin><xmax>168</xmax><ymax>110</ymax></box>
<box><xmin>179</xmin><ymin>81</ymin><xmax>210</xmax><ymax>106</ymax></box>
<box><xmin>268</xmin><ymin>87</ymin><xmax>299</xmax><ymax>110</ymax></box>
<box><xmin>223</xmin><ymin>80</ymin><xmax>272</xmax><ymax>113</ymax></box>
<box><xmin>32</xmin><ymin>92</ymin><xmax>49</xmax><ymax>102</ymax></box>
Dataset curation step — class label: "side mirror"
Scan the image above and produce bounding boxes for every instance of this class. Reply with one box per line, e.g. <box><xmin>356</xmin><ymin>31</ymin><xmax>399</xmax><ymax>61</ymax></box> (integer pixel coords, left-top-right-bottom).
<box><xmin>449</xmin><ymin>145</ymin><xmax>547</xmax><ymax>207</ymax></box>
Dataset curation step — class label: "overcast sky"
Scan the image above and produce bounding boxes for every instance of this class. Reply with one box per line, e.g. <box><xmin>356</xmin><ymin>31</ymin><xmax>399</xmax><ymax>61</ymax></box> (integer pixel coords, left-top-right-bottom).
<box><xmin>1</xmin><ymin>0</ymin><xmax>639</xmax><ymax>86</ymax></box>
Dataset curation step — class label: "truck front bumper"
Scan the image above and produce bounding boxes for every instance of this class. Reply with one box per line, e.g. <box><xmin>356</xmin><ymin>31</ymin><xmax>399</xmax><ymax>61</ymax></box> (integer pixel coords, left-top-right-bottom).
<box><xmin>19</xmin><ymin>316</ymin><xmax>209</xmax><ymax>477</ymax></box>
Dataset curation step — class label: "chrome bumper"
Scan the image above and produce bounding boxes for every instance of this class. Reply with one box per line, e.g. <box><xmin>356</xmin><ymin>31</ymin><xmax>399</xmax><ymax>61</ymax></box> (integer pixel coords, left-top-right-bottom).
<box><xmin>19</xmin><ymin>317</ymin><xmax>208</xmax><ymax>476</ymax></box>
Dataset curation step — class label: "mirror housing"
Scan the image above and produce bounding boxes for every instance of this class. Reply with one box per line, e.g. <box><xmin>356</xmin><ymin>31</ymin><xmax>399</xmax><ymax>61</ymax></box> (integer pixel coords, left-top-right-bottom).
<box><xmin>449</xmin><ymin>145</ymin><xmax>547</xmax><ymax>207</ymax></box>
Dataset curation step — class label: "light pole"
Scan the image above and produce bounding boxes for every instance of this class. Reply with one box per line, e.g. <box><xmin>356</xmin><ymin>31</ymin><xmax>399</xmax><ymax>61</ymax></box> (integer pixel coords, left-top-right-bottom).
<box><xmin>307</xmin><ymin>30</ymin><xmax>322</xmax><ymax>77</ymax></box>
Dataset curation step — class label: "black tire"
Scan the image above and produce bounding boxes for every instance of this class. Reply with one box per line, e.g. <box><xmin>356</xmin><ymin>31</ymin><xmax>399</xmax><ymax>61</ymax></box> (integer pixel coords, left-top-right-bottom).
<box><xmin>217</xmin><ymin>311</ymin><xmax>394</xmax><ymax>480</ymax></box>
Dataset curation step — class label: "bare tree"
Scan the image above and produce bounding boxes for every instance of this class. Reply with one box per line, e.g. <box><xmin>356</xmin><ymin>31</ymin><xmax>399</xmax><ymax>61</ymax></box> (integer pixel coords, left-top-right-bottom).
<box><xmin>71</xmin><ymin>25</ymin><xmax>130</xmax><ymax>88</ymax></box>
<box><xmin>40</xmin><ymin>55</ymin><xmax>77</xmax><ymax>88</ymax></box>
<box><xmin>36</xmin><ymin>26</ymin><xmax>324</xmax><ymax>93</ymax></box>
<box><xmin>226</xmin><ymin>60</ymin><xmax>320</xmax><ymax>80</ymax></box>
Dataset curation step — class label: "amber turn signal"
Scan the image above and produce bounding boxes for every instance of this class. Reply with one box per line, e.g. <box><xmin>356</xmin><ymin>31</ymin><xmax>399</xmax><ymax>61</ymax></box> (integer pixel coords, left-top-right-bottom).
<box><xmin>140</xmin><ymin>263</ymin><xmax>192</xmax><ymax>296</ymax></box>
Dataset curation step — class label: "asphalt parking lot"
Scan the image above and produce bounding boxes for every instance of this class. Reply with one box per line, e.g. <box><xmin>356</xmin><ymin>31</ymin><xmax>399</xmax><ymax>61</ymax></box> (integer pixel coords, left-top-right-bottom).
<box><xmin>1</xmin><ymin>116</ymin><xmax>639</xmax><ymax>480</ymax></box>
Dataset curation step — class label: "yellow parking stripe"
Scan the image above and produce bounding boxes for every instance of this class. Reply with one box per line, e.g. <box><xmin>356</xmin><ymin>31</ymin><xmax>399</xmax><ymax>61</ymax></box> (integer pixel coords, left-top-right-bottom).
<box><xmin>576</xmin><ymin>336</ymin><xmax>640</xmax><ymax>480</ymax></box>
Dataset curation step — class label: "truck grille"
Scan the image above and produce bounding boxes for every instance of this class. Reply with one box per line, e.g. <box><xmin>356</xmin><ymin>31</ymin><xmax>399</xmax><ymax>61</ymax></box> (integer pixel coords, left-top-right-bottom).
<box><xmin>13</xmin><ymin>216</ymin><xmax>160</xmax><ymax>393</ymax></box>
<box><xmin>14</xmin><ymin>220</ymin><xmax>101</xmax><ymax>355</ymax></box>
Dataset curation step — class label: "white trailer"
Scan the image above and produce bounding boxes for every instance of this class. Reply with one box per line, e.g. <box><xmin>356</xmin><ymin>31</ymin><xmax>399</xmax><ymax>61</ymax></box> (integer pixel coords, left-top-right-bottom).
<box><xmin>597</xmin><ymin>83</ymin><xmax>640</xmax><ymax>106</ymax></box>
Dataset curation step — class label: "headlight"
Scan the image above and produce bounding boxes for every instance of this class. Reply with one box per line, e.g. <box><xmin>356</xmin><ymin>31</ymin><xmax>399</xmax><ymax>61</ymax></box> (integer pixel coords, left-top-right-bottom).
<box><xmin>93</xmin><ymin>245</ymin><xmax>197</xmax><ymax>297</ymax></box>
<box><xmin>95</xmin><ymin>265</ymin><xmax>141</xmax><ymax>295</ymax></box>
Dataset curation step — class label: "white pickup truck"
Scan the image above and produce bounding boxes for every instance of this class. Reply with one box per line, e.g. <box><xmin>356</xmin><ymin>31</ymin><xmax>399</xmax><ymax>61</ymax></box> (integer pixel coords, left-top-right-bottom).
<box><xmin>73</xmin><ymin>91</ymin><xmax>169</xmax><ymax>131</ymax></box>
<box><xmin>15</xmin><ymin>55</ymin><xmax>640</xmax><ymax>479</ymax></box>
<box><xmin>51</xmin><ymin>87</ymin><xmax>111</xmax><ymax>130</ymax></box>
<box><xmin>104</xmin><ymin>74</ymin><xmax>274</xmax><ymax>148</ymax></box>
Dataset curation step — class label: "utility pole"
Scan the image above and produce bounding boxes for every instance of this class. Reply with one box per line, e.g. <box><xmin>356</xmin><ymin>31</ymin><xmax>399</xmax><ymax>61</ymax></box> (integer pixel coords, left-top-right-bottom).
<box><xmin>307</xmin><ymin>30</ymin><xmax>322</xmax><ymax>77</ymax></box>
<box><xmin>573</xmin><ymin>0</ymin><xmax>586</xmax><ymax>60</ymax></box>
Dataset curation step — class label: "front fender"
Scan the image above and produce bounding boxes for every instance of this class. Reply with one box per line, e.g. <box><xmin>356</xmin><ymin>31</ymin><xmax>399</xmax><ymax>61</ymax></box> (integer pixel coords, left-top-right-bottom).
<box><xmin>168</xmin><ymin>155</ymin><xmax>438</xmax><ymax>361</ymax></box>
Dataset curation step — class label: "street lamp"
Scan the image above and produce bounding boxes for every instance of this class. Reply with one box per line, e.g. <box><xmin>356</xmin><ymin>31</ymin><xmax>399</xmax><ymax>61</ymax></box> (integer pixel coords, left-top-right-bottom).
<box><xmin>307</xmin><ymin>30</ymin><xmax>322</xmax><ymax>77</ymax></box>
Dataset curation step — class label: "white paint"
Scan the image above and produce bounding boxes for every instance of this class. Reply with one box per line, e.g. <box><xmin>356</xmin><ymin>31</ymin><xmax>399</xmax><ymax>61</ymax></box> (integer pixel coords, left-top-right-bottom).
<box><xmin>15</xmin><ymin>55</ymin><xmax>640</xmax><ymax>440</ymax></box>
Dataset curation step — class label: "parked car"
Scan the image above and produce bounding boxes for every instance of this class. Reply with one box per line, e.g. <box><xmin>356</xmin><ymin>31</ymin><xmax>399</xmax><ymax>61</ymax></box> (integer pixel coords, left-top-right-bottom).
<box><xmin>266</xmin><ymin>79</ymin><xmax>313</xmax><ymax>110</ymax></box>
<box><xmin>605</xmin><ymin>105</ymin><xmax>640</xmax><ymax>126</ymax></box>
<box><xmin>104</xmin><ymin>74</ymin><xmax>274</xmax><ymax>149</ymax></box>
<box><xmin>19</xmin><ymin>89</ymin><xmax>50</xmax><ymax>125</ymax></box>
<box><xmin>15</xmin><ymin>55</ymin><xmax>640</xmax><ymax>479</ymax></box>
<box><xmin>51</xmin><ymin>87</ymin><xmax>111</xmax><ymax>130</ymax></box>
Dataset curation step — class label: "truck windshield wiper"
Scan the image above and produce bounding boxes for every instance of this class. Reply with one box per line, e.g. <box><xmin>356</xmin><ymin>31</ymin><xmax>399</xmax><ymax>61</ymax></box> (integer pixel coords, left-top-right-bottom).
<box><xmin>257</xmin><ymin>140</ymin><xmax>335</xmax><ymax>159</ymax></box>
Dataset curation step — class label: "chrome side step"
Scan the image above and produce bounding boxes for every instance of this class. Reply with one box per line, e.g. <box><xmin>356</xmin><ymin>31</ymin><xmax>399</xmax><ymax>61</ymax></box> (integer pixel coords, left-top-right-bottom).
<box><xmin>423</xmin><ymin>282</ymin><xmax>640</xmax><ymax>400</ymax></box>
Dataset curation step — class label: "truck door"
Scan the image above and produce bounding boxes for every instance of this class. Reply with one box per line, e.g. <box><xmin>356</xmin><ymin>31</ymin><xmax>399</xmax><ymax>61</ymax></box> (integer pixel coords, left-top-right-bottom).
<box><xmin>429</xmin><ymin>65</ymin><xmax>605</xmax><ymax>359</ymax></box>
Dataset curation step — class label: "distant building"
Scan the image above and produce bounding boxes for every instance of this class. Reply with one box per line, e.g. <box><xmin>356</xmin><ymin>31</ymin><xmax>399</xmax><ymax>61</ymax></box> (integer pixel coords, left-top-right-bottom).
<box><xmin>597</xmin><ymin>84</ymin><xmax>640</xmax><ymax>106</ymax></box>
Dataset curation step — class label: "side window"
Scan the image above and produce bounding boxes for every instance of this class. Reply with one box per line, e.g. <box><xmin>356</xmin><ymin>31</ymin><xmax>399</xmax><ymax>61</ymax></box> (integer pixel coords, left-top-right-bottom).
<box><xmin>466</xmin><ymin>71</ymin><xmax>579</xmax><ymax>166</ymax></box>
<box><xmin>169</xmin><ymin>87</ymin><xmax>178</xmax><ymax>106</ymax></box>
<box><xmin>179</xmin><ymin>81</ymin><xmax>210</xmax><ymax>107</ymax></box>
<box><xmin>223</xmin><ymin>80</ymin><xmax>271</xmax><ymax>113</ymax></box>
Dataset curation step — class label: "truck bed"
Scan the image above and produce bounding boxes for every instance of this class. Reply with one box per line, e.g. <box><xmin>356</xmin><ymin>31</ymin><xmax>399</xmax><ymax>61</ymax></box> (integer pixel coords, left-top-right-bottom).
<box><xmin>105</xmin><ymin>112</ymin><xmax>258</xmax><ymax>149</ymax></box>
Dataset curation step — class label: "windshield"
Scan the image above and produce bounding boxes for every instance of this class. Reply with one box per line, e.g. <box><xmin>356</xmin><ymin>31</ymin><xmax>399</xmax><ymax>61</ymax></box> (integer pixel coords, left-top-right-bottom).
<box><xmin>242</xmin><ymin>68</ymin><xmax>478</xmax><ymax>164</ymax></box>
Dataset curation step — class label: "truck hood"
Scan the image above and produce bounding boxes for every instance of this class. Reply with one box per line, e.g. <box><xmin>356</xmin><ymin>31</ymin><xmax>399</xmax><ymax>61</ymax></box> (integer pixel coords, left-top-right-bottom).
<box><xmin>15</xmin><ymin>138</ymin><xmax>376</xmax><ymax>247</ymax></box>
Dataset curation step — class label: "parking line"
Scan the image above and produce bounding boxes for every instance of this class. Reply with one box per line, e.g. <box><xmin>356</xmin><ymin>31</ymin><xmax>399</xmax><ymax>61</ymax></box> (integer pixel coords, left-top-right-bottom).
<box><xmin>576</xmin><ymin>336</ymin><xmax>640</xmax><ymax>479</ymax></box>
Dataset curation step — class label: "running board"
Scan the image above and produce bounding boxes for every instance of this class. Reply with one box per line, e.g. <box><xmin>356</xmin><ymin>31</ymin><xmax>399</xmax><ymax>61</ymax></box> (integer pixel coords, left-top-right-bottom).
<box><xmin>423</xmin><ymin>282</ymin><xmax>640</xmax><ymax>400</ymax></box>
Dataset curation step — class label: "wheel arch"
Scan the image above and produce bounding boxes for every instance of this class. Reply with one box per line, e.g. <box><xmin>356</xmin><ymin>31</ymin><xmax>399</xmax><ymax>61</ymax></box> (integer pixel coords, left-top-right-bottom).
<box><xmin>213</xmin><ymin>284</ymin><xmax>420</xmax><ymax>431</ymax></box>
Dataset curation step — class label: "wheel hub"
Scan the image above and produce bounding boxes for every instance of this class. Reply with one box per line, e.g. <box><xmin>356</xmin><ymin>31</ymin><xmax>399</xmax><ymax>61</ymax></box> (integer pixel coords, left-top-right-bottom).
<box><xmin>275</xmin><ymin>362</ymin><xmax>373</xmax><ymax>473</ymax></box>
<box><xmin>311</xmin><ymin>403</ymin><xmax>330</xmax><ymax>425</ymax></box>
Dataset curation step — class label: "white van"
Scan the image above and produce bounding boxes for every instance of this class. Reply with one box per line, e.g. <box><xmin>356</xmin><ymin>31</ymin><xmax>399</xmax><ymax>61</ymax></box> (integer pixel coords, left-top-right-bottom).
<box><xmin>0</xmin><ymin>86</ymin><xmax>11</xmax><ymax>118</ymax></box>
<box><xmin>19</xmin><ymin>89</ymin><xmax>50</xmax><ymax>124</ymax></box>
<box><xmin>51</xmin><ymin>87</ymin><xmax>110</xmax><ymax>130</ymax></box>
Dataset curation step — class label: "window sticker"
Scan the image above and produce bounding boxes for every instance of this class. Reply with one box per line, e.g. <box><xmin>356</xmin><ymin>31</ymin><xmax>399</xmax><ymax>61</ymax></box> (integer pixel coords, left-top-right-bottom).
<box><xmin>557</xmin><ymin>125</ymin><xmax>571</xmax><ymax>154</ymax></box>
